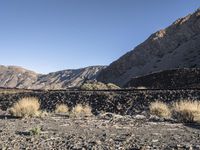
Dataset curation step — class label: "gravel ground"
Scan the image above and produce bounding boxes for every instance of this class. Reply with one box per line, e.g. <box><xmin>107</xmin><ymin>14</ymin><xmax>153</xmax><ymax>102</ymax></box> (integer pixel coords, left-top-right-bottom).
<box><xmin>0</xmin><ymin>111</ymin><xmax>200</xmax><ymax>150</ymax></box>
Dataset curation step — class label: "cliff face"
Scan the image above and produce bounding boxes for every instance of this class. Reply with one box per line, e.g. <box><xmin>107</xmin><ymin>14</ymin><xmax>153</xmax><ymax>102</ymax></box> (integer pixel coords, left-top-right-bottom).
<box><xmin>97</xmin><ymin>9</ymin><xmax>200</xmax><ymax>86</ymax></box>
<box><xmin>0</xmin><ymin>65</ymin><xmax>105</xmax><ymax>89</ymax></box>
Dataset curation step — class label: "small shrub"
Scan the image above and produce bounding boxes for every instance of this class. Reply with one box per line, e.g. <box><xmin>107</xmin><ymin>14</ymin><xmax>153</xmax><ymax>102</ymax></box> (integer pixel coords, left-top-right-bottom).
<box><xmin>81</xmin><ymin>82</ymin><xmax>121</xmax><ymax>90</ymax></box>
<box><xmin>29</xmin><ymin>127</ymin><xmax>41</xmax><ymax>136</ymax></box>
<box><xmin>55</xmin><ymin>104</ymin><xmax>69</xmax><ymax>113</ymax></box>
<box><xmin>82</xmin><ymin>105</ymin><xmax>93</xmax><ymax>117</ymax></box>
<box><xmin>39</xmin><ymin>110</ymin><xmax>49</xmax><ymax>118</ymax></box>
<box><xmin>172</xmin><ymin>100</ymin><xmax>200</xmax><ymax>123</ymax></box>
<box><xmin>72</xmin><ymin>104</ymin><xmax>93</xmax><ymax>117</ymax></box>
<box><xmin>80</xmin><ymin>83</ymin><xmax>93</xmax><ymax>90</ymax></box>
<box><xmin>150</xmin><ymin>101</ymin><xmax>171</xmax><ymax>118</ymax></box>
<box><xmin>9</xmin><ymin>97</ymin><xmax>41</xmax><ymax>117</ymax></box>
<box><xmin>106</xmin><ymin>83</ymin><xmax>120</xmax><ymax>89</ymax></box>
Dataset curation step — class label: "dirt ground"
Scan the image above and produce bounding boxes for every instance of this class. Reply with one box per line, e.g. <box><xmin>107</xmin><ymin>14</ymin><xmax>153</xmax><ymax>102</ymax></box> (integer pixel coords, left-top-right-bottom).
<box><xmin>0</xmin><ymin>110</ymin><xmax>200</xmax><ymax>150</ymax></box>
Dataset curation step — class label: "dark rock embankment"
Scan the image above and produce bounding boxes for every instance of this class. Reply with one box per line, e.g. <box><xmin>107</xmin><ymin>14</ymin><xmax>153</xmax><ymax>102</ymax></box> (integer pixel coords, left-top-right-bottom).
<box><xmin>0</xmin><ymin>90</ymin><xmax>199</xmax><ymax>115</ymax></box>
<box><xmin>125</xmin><ymin>68</ymin><xmax>200</xmax><ymax>89</ymax></box>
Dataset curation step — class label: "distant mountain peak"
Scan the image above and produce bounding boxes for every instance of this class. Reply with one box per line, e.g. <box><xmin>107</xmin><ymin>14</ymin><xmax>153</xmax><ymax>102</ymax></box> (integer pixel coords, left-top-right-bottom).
<box><xmin>0</xmin><ymin>65</ymin><xmax>105</xmax><ymax>89</ymax></box>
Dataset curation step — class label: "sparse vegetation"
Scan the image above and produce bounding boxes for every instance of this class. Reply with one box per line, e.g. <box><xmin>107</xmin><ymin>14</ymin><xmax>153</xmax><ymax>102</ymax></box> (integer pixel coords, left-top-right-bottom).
<box><xmin>172</xmin><ymin>100</ymin><xmax>200</xmax><ymax>123</ymax></box>
<box><xmin>39</xmin><ymin>110</ymin><xmax>49</xmax><ymax>118</ymax></box>
<box><xmin>9</xmin><ymin>97</ymin><xmax>41</xmax><ymax>117</ymax></box>
<box><xmin>81</xmin><ymin>82</ymin><xmax>120</xmax><ymax>90</ymax></box>
<box><xmin>72</xmin><ymin>104</ymin><xmax>93</xmax><ymax>117</ymax></box>
<box><xmin>55</xmin><ymin>104</ymin><xmax>69</xmax><ymax>113</ymax></box>
<box><xmin>29</xmin><ymin>127</ymin><xmax>41</xmax><ymax>136</ymax></box>
<box><xmin>106</xmin><ymin>83</ymin><xmax>120</xmax><ymax>89</ymax></box>
<box><xmin>150</xmin><ymin>101</ymin><xmax>171</xmax><ymax>118</ymax></box>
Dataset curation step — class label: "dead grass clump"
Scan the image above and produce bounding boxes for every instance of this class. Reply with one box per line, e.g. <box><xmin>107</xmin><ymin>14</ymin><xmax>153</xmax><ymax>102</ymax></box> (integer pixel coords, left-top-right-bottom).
<box><xmin>72</xmin><ymin>104</ymin><xmax>93</xmax><ymax>117</ymax></box>
<box><xmin>172</xmin><ymin>100</ymin><xmax>200</xmax><ymax>123</ymax></box>
<box><xmin>9</xmin><ymin>97</ymin><xmax>41</xmax><ymax>117</ymax></box>
<box><xmin>150</xmin><ymin>101</ymin><xmax>171</xmax><ymax>118</ymax></box>
<box><xmin>55</xmin><ymin>104</ymin><xmax>69</xmax><ymax>113</ymax></box>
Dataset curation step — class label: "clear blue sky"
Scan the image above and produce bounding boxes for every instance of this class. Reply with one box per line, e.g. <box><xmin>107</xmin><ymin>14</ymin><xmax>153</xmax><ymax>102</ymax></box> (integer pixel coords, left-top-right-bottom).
<box><xmin>0</xmin><ymin>1</ymin><xmax>199</xmax><ymax>73</ymax></box>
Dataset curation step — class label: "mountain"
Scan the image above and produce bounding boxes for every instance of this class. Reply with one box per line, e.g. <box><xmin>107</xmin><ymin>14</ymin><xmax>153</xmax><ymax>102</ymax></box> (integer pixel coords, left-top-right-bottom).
<box><xmin>97</xmin><ymin>9</ymin><xmax>200</xmax><ymax>86</ymax></box>
<box><xmin>0</xmin><ymin>65</ymin><xmax>105</xmax><ymax>89</ymax></box>
<box><xmin>0</xmin><ymin>65</ymin><xmax>38</xmax><ymax>89</ymax></box>
<box><xmin>125</xmin><ymin>68</ymin><xmax>200</xmax><ymax>89</ymax></box>
<box><xmin>31</xmin><ymin>66</ymin><xmax>105</xmax><ymax>89</ymax></box>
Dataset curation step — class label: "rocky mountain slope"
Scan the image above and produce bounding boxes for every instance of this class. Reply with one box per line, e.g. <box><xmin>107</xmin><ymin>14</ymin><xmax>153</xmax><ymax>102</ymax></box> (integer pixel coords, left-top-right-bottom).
<box><xmin>97</xmin><ymin>9</ymin><xmax>200</xmax><ymax>86</ymax></box>
<box><xmin>125</xmin><ymin>68</ymin><xmax>200</xmax><ymax>89</ymax></box>
<box><xmin>0</xmin><ymin>65</ymin><xmax>38</xmax><ymax>89</ymax></box>
<box><xmin>0</xmin><ymin>65</ymin><xmax>105</xmax><ymax>89</ymax></box>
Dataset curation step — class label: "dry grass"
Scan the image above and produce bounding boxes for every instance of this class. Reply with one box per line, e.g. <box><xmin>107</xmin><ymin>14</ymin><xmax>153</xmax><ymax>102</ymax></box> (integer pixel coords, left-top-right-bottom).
<box><xmin>150</xmin><ymin>101</ymin><xmax>171</xmax><ymax>118</ymax></box>
<box><xmin>172</xmin><ymin>100</ymin><xmax>200</xmax><ymax>123</ymax></box>
<box><xmin>9</xmin><ymin>97</ymin><xmax>41</xmax><ymax>117</ymax></box>
<box><xmin>55</xmin><ymin>104</ymin><xmax>69</xmax><ymax>113</ymax></box>
<box><xmin>72</xmin><ymin>104</ymin><xmax>93</xmax><ymax>117</ymax></box>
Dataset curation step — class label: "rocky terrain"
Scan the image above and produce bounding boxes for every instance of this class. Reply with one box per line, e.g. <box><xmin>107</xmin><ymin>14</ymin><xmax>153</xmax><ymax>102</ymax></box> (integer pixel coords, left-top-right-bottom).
<box><xmin>125</xmin><ymin>68</ymin><xmax>200</xmax><ymax>89</ymax></box>
<box><xmin>0</xmin><ymin>109</ymin><xmax>200</xmax><ymax>149</ymax></box>
<box><xmin>0</xmin><ymin>89</ymin><xmax>200</xmax><ymax>149</ymax></box>
<box><xmin>0</xmin><ymin>65</ymin><xmax>38</xmax><ymax>89</ymax></box>
<box><xmin>0</xmin><ymin>89</ymin><xmax>200</xmax><ymax>115</ymax></box>
<box><xmin>0</xmin><ymin>65</ymin><xmax>105</xmax><ymax>89</ymax></box>
<box><xmin>97</xmin><ymin>9</ymin><xmax>200</xmax><ymax>86</ymax></box>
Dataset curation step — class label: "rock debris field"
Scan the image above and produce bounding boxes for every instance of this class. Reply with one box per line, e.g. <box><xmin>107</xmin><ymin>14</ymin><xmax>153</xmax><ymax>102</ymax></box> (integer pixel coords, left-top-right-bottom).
<box><xmin>0</xmin><ymin>111</ymin><xmax>200</xmax><ymax>150</ymax></box>
<box><xmin>0</xmin><ymin>89</ymin><xmax>200</xmax><ymax>149</ymax></box>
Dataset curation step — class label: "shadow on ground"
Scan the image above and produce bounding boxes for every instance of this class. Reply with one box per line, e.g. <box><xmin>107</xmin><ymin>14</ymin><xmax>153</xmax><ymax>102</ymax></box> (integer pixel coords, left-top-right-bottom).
<box><xmin>0</xmin><ymin>115</ymin><xmax>20</xmax><ymax>120</ymax></box>
<box><xmin>184</xmin><ymin>123</ymin><xmax>200</xmax><ymax>130</ymax></box>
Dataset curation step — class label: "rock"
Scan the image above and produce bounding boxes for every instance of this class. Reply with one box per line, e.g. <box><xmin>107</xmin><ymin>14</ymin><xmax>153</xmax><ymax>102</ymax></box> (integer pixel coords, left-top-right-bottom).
<box><xmin>134</xmin><ymin>115</ymin><xmax>146</xmax><ymax>120</ymax></box>
<box><xmin>149</xmin><ymin>115</ymin><xmax>164</xmax><ymax>122</ymax></box>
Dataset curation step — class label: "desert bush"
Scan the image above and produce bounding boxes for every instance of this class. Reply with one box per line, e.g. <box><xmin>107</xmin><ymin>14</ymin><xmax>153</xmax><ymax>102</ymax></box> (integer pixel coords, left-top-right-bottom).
<box><xmin>29</xmin><ymin>127</ymin><xmax>41</xmax><ymax>136</ymax></box>
<box><xmin>39</xmin><ymin>110</ymin><xmax>49</xmax><ymax>118</ymax></box>
<box><xmin>81</xmin><ymin>82</ymin><xmax>107</xmax><ymax>90</ymax></box>
<box><xmin>72</xmin><ymin>104</ymin><xmax>93</xmax><ymax>117</ymax></box>
<box><xmin>150</xmin><ymin>101</ymin><xmax>171</xmax><ymax>118</ymax></box>
<box><xmin>81</xmin><ymin>83</ymin><xmax>94</xmax><ymax>90</ymax></box>
<box><xmin>81</xmin><ymin>82</ymin><xmax>120</xmax><ymax>90</ymax></box>
<box><xmin>9</xmin><ymin>97</ymin><xmax>41</xmax><ymax>117</ymax></box>
<box><xmin>172</xmin><ymin>100</ymin><xmax>200</xmax><ymax>123</ymax></box>
<box><xmin>55</xmin><ymin>104</ymin><xmax>69</xmax><ymax>113</ymax></box>
<box><xmin>106</xmin><ymin>83</ymin><xmax>120</xmax><ymax>89</ymax></box>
